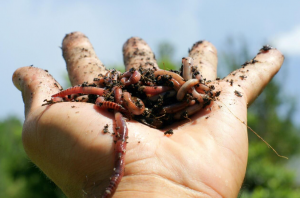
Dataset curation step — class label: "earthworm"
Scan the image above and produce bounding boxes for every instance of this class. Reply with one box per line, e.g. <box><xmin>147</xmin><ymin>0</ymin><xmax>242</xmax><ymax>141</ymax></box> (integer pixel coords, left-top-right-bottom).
<box><xmin>173</xmin><ymin>103</ymin><xmax>204</xmax><ymax>120</ymax></box>
<box><xmin>195</xmin><ymin>83</ymin><xmax>210</xmax><ymax>92</ymax></box>
<box><xmin>95</xmin><ymin>97</ymin><xmax>127</xmax><ymax>113</ymax></box>
<box><xmin>177</xmin><ymin>79</ymin><xmax>200</xmax><ymax>101</ymax></box>
<box><xmin>114</xmin><ymin>87</ymin><xmax>123</xmax><ymax>105</ymax></box>
<box><xmin>142</xmin><ymin>86</ymin><xmax>172</xmax><ymax>96</ymax></box>
<box><xmin>192</xmin><ymin>88</ymin><xmax>207</xmax><ymax>103</ymax></box>
<box><xmin>182</xmin><ymin>57</ymin><xmax>194</xmax><ymax>81</ymax></box>
<box><xmin>120</xmin><ymin>70</ymin><xmax>141</xmax><ymax>86</ymax></box>
<box><xmin>103</xmin><ymin>70</ymin><xmax>120</xmax><ymax>85</ymax></box>
<box><xmin>169</xmin><ymin>78</ymin><xmax>181</xmax><ymax>91</ymax></box>
<box><xmin>102</xmin><ymin>111</ymin><xmax>128</xmax><ymax>198</ymax></box>
<box><xmin>52</xmin><ymin>86</ymin><xmax>106</xmax><ymax>98</ymax></box>
<box><xmin>154</xmin><ymin>70</ymin><xmax>185</xmax><ymax>85</ymax></box>
<box><xmin>104</xmin><ymin>70</ymin><xmax>113</xmax><ymax>85</ymax></box>
<box><xmin>93</xmin><ymin>77</ymin><xmax>106</xmax><ymax>87</ymax></box>
<box><xmin>123</xmin><ymin>92</ymin><xmax>145</xmax><ymax>115</ymax></box>
<box><xmin>120</xmin><ymin>70</ymin><xmax>132</xmax><ymax>78</ymax></box>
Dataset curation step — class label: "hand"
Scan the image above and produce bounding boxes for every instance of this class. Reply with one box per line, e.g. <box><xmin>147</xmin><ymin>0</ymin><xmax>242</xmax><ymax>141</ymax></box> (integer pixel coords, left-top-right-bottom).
<box><xmin>13</xmin><ymin>32</ymin><xmax>284</xmax><ymax>198</ymax></box>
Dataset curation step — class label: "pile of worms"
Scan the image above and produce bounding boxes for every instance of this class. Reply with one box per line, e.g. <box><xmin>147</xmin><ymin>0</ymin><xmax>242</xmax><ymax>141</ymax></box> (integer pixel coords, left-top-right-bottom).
<box><xmin>44</xmin><ymin>57</ymin><xmax>219</xmax><ymax>198</ymax></box>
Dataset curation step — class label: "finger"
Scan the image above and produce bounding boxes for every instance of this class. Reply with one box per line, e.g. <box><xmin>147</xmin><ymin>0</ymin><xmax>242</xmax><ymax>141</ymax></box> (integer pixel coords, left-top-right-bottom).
<box><xmin>189</xmin><ymin>41</ymin><xmax>218</xmax><ymax>81</ymax></box>
<box><xmin>223</xmin><ymin>46</ymin><xmax>284</xmax><ymax>106</ymax></box>
<box><xmin>12</xmin><ymin>66</ymin><xmax>62</xmax><ymax>117</ymax></box>
<box><xmin>123</xmin><ymin>37</ymin><xmax>159</xmax><ymax>71</ymax></box>
<box><xmin>62</xmin><ymin>32</ymin><xmax>107</xmax><ymax>86</ymax></box>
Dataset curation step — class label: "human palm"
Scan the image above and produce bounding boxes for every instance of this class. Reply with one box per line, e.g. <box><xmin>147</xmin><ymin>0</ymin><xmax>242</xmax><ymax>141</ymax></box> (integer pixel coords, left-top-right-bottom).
<box><xmin>13</xmin><ymin>32</ymin><xmax>284</xmax><ymax>198</ymax></box>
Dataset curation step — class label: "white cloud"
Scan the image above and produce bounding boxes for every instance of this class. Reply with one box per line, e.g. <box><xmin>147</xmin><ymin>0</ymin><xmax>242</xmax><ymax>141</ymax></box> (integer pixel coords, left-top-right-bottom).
<box><xmin>271</xmin><ymin>25</ymin><xmax>300</xmax><ymax>56</ymax></box>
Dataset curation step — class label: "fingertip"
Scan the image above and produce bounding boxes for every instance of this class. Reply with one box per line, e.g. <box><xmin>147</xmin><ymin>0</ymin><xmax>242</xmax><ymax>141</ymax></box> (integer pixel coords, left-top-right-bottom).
<box><xmin>255</xmin><ymin>46</ymin><xmax>284</xmax><ymax>68</ymax></box>
<box><xmin>62</xmin><ymin>32</ymin><xmax>106</xmax><ymax>85</ymax></box>
<box><xmin>224</xmin><ymin>46</ymin><xmax>285</xmax><ymax>106</ymax></box>
<box><xmin>189</xmin><ymin>40</ymin><xmax>218</xmax><ymax>81</ymax></box>
<box><xmin>12</xmin><ymin>66</ymin><xmax>62</xmax><ymax>117</ymax></box>
<box><xmin>62</xmin><ymin>31</ymin><xmax>88</xmax><ymax>51</ymax></box>
<box><xmin>123</xmin><ymin>37</ymin><xmax>159</xmax><ymax>71</ymax></box>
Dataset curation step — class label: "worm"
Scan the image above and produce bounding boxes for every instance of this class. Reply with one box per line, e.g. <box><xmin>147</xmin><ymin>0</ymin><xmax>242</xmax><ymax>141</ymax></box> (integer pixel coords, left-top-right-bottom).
<box><xmin>182</xmin><ymin>57</ymin><xmax>194</xmax><ymax>81</ymax></box>
<box><xmin>52</xmin><ymin>86</ymin><xmax>106</xmax><ymax>99</ymax></box>
<box><xmin>168</xmin><ymin>78</ymin><xmax>181</xmax><ymax>91</ymax></box>
<box><xmin>120</xmin><ymin>70</ymin><xmax>141</xmax><ymax>86</ymax></box>
<box><xmin>102</xmin><ymin>111</ymin><xmax>128</xmax><ymax>198</ymax></box>
<box><xmin>195</xmin><ymin>83</ymin><xmax>210</xmax><ymax>92</ymax></box>
<box><xmin>177</xmin><ymin>79</ymin><xmax>200</xmax><ymax>101</ymax></box>
<box><xmin>93</xmin><ymin>77</ymin><xmax>106</xmax><ymax>87</ymax></box>
<box><xmin>154</xmin><ymin>69</ymin><xmax>185</xmax><ymax>85</ymax></box>
<box><xmin>95</xmin><ymin>97</ymin><xmax>127</xmax><ymax>113</ymax></box>
<box><xmin>104</xmin><ymin>70</ymin><xmax>113</xmax><ymax>85</ymax></box>
<box><xmin>142</xmin><ymin>86</ymin><xmax>172</xmax><ymax>96</ymax></box>
<box><xmin>114</xmin><ymin>86</ymin><xmax>123</xmax><ymax>105</ymax></box>
<box><xmin>104</xmin><ymin>70</ymin><xmax>120</xmax><ymax>85</ymax></box>
<box><xmin>123</xmin><ymin>92</ymin><xmax>145</xmax><ymax>115</ymax></box>
<box><xmin>192</xmin><ymin>88</ymin><xmax>208</xmax><ymax>103</ymax></box>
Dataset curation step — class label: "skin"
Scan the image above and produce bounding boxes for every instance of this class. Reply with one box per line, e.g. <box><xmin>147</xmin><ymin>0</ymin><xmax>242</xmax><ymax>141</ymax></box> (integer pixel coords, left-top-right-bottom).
<box><xmin>12</xmin><ymin>32</ymin><xmax>284</xmax><ymax>198</ymax></box>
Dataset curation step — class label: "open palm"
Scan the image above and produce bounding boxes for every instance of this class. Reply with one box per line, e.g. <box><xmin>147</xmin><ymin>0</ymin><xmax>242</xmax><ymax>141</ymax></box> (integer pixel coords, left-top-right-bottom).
<box><xmin>13</xmin><ymin>32</ymin><xmax>284</xmax><ymax>198</ymax></box>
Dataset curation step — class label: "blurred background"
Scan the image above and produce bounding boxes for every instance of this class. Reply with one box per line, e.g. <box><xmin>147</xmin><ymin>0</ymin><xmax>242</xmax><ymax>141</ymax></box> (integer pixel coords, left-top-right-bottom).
<box><xmin>1</xmin><ymin>1</ymin><xmax>299</xmax><ymax>197</ymax></box>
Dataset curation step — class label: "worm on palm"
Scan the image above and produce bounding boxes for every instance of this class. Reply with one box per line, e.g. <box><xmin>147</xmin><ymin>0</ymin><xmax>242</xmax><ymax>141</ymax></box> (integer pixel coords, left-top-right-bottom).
<box><xmin>182</xmin><ymin>57</ymin><xmax>194</xmax><ymax>81</ymax></box>
<box><xmin>123</xmin><ymin>92</ymin><xmax>145</xmax><ymax>115</ymax></box>
<box><xmin>177</xmin><ymin>79</ymin><xmax>200</xmax><ymax>101</ymax></box>
<box><xmin>102</xmin><ymin>111</ymin><xmax>128</xmax><ymax>198</ymax></box>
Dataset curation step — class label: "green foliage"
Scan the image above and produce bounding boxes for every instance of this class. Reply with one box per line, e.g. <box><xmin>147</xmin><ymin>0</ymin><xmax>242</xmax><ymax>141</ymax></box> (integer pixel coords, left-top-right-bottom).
<box><xmin>0</xmin><ymin>117</ymin><xmax>65</xmax><ymax>198</ymax></box>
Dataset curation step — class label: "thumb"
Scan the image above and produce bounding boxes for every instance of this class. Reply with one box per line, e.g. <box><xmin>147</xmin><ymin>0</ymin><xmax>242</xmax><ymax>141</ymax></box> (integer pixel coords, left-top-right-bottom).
<box><xmin>12</xmin><ymin>66</ymin><xmax>62</xmax><ymax>117</ymax></box>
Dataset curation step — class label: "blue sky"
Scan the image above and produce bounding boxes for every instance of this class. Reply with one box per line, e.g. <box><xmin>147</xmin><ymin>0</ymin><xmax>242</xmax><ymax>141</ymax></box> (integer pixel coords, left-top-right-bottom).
<box><xmin>1</xmin><ymin>0</ymin><xmax>300</xmax><ymax>124</ymax></box>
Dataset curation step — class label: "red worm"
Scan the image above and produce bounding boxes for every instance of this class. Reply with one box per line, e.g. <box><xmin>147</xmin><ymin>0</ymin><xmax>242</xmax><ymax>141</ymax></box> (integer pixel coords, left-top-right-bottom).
<box><xmin>114</xmin><ymin>86</ymin><xmax>123</xmax><ymax>105</ymax></box>
<box><xmin>120</xmin><ymin>70</ymin><xmax>141</xmax><ymax>86</ymax></box>
<box><xmin>104</xmin><ymin>70</ymin><xmax>120</xmax><ymax>85</ymax></box>
<box><xmin>123</xmin><ymin>92</ymin><xmax>145</xmax><ymax>115</ymax></box>
<box><xmin>93</xmin><ymin>77</ymin><xmax>105</xmax><ymax>87</ymax></box>
<box><xmin>95</xmin><ymin>97</ymin><xmax>127</xmax><ymax>113</ymax></box>
<box><xmin>104</xmin><ymin>70</ymin><xmax>112</xmax><ymax>85</ymax></box>
<box><xmin>52</xmin><ymin>86</ymin><xmax>106</xmax><ymax>98</ymax></box>
<box><xmin>142</xmin><ymin>86</ymin><xmax>172</xmax><ymax>96</ymax></box>
<box><xmin>102</xmin><ymin>111</ymin><xmax>128</xmax><ymax>198</ymax></box>
<box><xmin>154</xmin><ymin>70</ymin><xmax>185</xmax><ymax>85</ymax></box>
<box><xmin>192</xmin><ymin>88</ymin><xmax>208</xmax><ymax>103</ymax></box>
<box><xmin>182</xmin><ymin>57</ymin><xmax>193</xmax><ymax>81</ymax></box>
<box><xmin>195</xmin><ymin>83</ymin><xmax>210</xmax><ymax>92</ymax></box>
<box><xmin>173</xmin><ymin>103</ymin><xmax>204</xmax><ymax>120</ymax></box>
<box><xmin>169</xmin><ymin>78</ymin><xmax>181</xmax><ymax>91</ymax></box>
<box><xmin>177</xmin><ymin>79</ymin><xmax>200</xmax><ymax>101</ymax></box>
<box><xmin>120</xmin><ymin>71</ymin><xmax>131</xmax><ymax>78</ymax></box>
